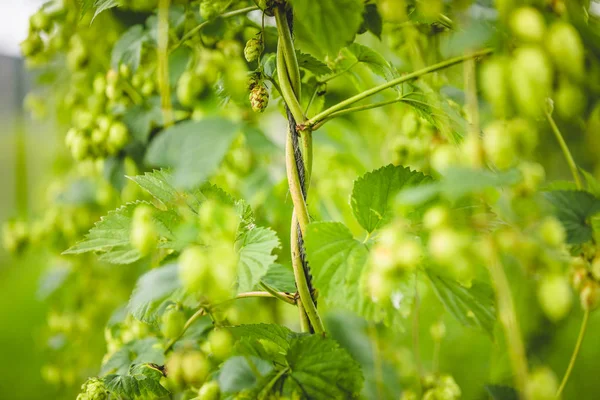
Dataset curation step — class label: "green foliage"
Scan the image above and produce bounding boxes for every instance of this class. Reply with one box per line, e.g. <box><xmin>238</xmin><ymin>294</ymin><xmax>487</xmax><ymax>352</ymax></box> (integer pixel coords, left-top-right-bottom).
<box><xmin>352</xmin><ymin>164</ymin><xmax>432</xmax><ymax>232</ymax></box>
<box><xmin>291</xmin><ymin>0</ymin><xmax>364</xmax><ymax>59</ymax></box>
<box><xmin>128</xmin><ymin>264</ymin><xmax>182</xmax><ymax>324</ymax></box>
<box><xmin>145</xmin><ymin>118</ymin><xmax>241</xmax><ymax>188</ymax></box>
<box><xmin>544</xmin><ymin>190</ymin><xmax>600</xmax><ymax>244</ymax></box>
<box><xmin>427</xmin><ymin>272</ymin><xmax>496</xmax><ymax>337</ymax></box>
<box><xmin>236</xmin><ymin>227</ymin><xmax>280</xmax><ymax>293</ymax></box>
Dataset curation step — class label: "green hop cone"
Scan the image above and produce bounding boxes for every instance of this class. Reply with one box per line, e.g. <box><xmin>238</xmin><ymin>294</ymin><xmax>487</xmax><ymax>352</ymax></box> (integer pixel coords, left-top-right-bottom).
<box><xmin>509</xmin><ymin>7</ymin><xmax>545</xmax><ymax>43</ymax></box>
<box><xmin>249</xmin><ymin>84</ymin><xmax>269</xmax><ymax>113</ymax></box>
<box><xmin>198</xmin><ymin>381</ymin><xmax>221</xmax><ymax>400</ymax></box>
<box><xmin>179</xmin><ymin>246</ymin><xmax>209</xmax><ymax>292</ymax></box>
<box><xmin>509</xmin><ymin>46</ymin><xmax>553</xmax><ymax>118</ymax></box>
<box><xmin>208</xmin><ymin>329</ymin><xmax>233</xmax><ymax>360</ymax></box>
<box><xmin>200</xmin><ymin>1</ymin><xmax>221</xmax><ymax>21</ymax></box>
<box><xmin>243</xmin><ymin>37</ymin><xmax>262</xmax><ymax>63</ymax></box>
<box><xmin>537</xmin><ymin>274</ymin><xmax>572</xmax><ymax>322</ymax></box>
<box><xmin>160</xmin><ymin>305</ymin><xmax>186</xmax><ymax>340</ymax></box>
<box><xmin>20</xmin><ymin>34</ymin><xmax>43</xmax><ymax>57</ymax></box>
<box><xmin>479</xmin><ymin>56</ymin><xmax>511</xmax><ymax>117</ymax></box>
<box><xmin>181</xmin><ymin>351</ymin><xmax>211</xmax><ymax>386</ymax></box>
<box><xmin>526</xmin><ymin>367</ymin><xmax>559</xmax><ymax>400</ymax></box>
<box><xmin>130</xmin><ymin>204</ymin><xmax>158</xmax><ymax>256</ymax></box>
<box><xmin>546</xmin><ymin>21</ymin><xmax>585</xmax><ymax>81</ymax></box>
<box><xmin>177</xmin><ymin>71</ymin><xmax>206</xmax><ymax>107</ymax></box>
<box><xmin>76</xmin><ymin>377</ymin><xmax>108</xmax><ymax>400</ymax></box>
<box><xmin>106</xmin><ymin>121</ymin><xmax>129</xmax><ymax>154</ymax></box>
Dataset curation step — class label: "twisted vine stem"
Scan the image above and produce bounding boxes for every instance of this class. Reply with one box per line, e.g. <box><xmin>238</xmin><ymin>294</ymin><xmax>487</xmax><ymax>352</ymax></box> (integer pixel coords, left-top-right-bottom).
<box><xmin>274</xmin><ymin>4</ymin><xmax>324</xmax><ymax>334</ymax></box>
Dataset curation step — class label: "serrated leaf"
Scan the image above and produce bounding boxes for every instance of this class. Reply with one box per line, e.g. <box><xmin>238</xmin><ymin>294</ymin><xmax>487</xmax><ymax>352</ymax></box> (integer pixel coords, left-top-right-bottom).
<box><xmin>63</xmin><ymin>201</ymin><xmax>183</xmax><ymax>264</ymax></box>
<box><xmin>485</xmin><ymin>385</ymin><xmax>519</xmax><ymax>400</ymax></box>
<box><xmin>218</xmin><ymin>356</ymin><xmax>274</xmax><ymax>395</ymax></box>
<box><xmin>363</xmin><ymin>4</ymin><xmax>382</xmax><ymax>39</ymax></box>
<box><xmin>296</xmin><ymin>51</ymin><xmax>332</xmax><ymax>76</ymax></box>
<box><xmin>352</xmin><ymin>164</ymin><xmax>433</xmax><ymax>232</ymax></box>
<box><xmin>91</xmin><ymin>0</ymin><xmax>119</xmax><ymax>22</ymax></box>
<box><xmin>101</xmin><ymin>338</ymin><xmax>165</xmax><ymax>375</ymax></box>
<box><xmin>543</xmin><ymin>190</ymin><xmax>600</xmax><ymax>244</ymax></box>
<box><xmin>236</xmin><ymin>227</ymin><xmax>280</xmax><ymax>293</ymax></box>
<box><xmin>128</xmin><ymin>264</ymin><xmax>182</xmax><ymax>324</ymax></box>
<box><xmin>230</xmin><ymin>324</ymin><xmax>295</xmax><ymax>357</ymax></box>
<box><xmin>304</xmin><ymin>222</ymin><xmax>413</xmax><ymax>327</ymax></box>
<box><xmin>128</xmin><ymin>170</ymin><xmax>179</xmax><ymax>206</ymax></box>
<box><xmin>284</xmin><ymin>335</ymin><xmax>363</xmax><ymax>399</ymax></box>
<box><xmin>145</xmin><ymin>118</ymin><xmax>240</xmax><ymax>189</ymax></box>
<box><xmin>427</xmin><ymin>272</ymin><xmax>496</xmax><ymax>337</ymax></box>
<box><xmin>112</xmin><ymin>25</ymin><xmax>148</xmax><ymax>72</ymax></box>
<box><xmin>291</xmin><ymin>0</ymin><xmax>365</xmax><ymax>59</ymax></box>
<box><xmin>343</xmin><ymin>43</ymin><xmax>393</xmax><ymax>80</ymax></box>
<box><xmin>398</xmin><ymin>167</ymin><xmax>521</xmax><ymax>205</ymax></box>
<box><xmin>260</xmin><ymin>263</ymin><xmax>296</xmax><ymax>293</ymax></box>
<box><xmin>104</xmin><ymin>367</ymin><xmax>169</xmax><ymax>400</ymax></box>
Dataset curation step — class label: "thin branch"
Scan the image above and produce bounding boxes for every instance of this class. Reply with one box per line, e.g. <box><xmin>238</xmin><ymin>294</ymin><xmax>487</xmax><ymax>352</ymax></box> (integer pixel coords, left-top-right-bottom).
<box><xmin>312</xmin><ymin>97</ymin><xmax>404</xmax><ymax>130</ymax></box>
<box><xmin>546</xmin><ymin>109</ymin><xmax>583</xmax><ymax>189</ymax></box>
<box><xmin>170</xmin><ymin>5</ymin><xmax>259</xmax><ymax>53</ymax></box>
<box><xmin>557</xmin><ymin>309</ymin><xmax>590</xmax><ymax>397</ymax></box>
<box><xmin>304</xmin><ymin>48</ymin><xmax>493</xmax><ymax>129</ymax></box>
<box><xmin>259</xmin><ymin>281</ymin><xmax>297</xmax><ymax>305</ymax></box>
<box><xmin>164</xmin><ymin>307</ymin><xmax>207</xmax><ymax>353</ymax></box>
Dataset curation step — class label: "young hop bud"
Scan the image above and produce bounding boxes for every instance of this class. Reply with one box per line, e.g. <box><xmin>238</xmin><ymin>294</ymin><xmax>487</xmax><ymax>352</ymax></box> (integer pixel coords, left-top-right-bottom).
<box><xmin>546</xmin><ymin>22</ymin><xmax>585</xmax><ymax>81</ymax></box>
<box><xmin>130</xmin><ymin>204</ymin><xmax>158</xmax><ymax>256</ymax></box>
<box><xmin>198</xmin><ymin>381</ymin><xmax>221</xmax><ymax>400</ymax></box>
<box><xmin>181</xmin><ymin>351</ymin><xmax>211</xmax><ymax>386</ymax></box>
<box><xmin>509</xmin><ymin>7</ymin><xmax>546</xmax><ymax>43</ymax></box>
<box><xmin>244</xmin><ymin>37</ymin><xmax>262</xmax><ymax>63</ymax></box>
<box><xmin>249</xmin><ymin>84</ymin><xmax>269</xmax><ymax>113</ymax></box>
<box><xmin>76</xmin><ymin>377</ymin><xmax>109</xmax><ymax>400</ymax></box>
<box><xmin>537</xmin><ymin>274</ymin><xmax>572</xmax><ymax>322</ymax></box>
<box><xmin>208</xmin><ymin>328</ymin><xmax>233</xmax><ymax>360</ymax></box>
<box><xmin>160</xmin><ymin>305</ymin><xmax>186</xmax><ymax>340</ymax></box>
<box><xmin>526</xmin><ymin>367</ymin><xmax>559</xmax><ymax>400</ymax></box>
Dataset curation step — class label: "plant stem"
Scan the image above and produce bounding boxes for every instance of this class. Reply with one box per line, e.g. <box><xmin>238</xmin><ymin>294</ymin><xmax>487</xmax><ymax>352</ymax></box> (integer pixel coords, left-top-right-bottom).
<box><xmin>296</xmin><ymin>298</ymin><xmax>311</xmax><ymax>332</ymax></box>
<box><xmin>276</xmin><ymin>43</ymin><xmax>305</xmax><ymax>123</ymax></box>
<box><xmin>464</xmin><ymin>56</ymin><xmax>483</xmax><ymax>167</ymax></box>
<box><xmin>274</xmin><ymin>6</ymin><xmax>301</xmax><ymax>98</ymax></box>
<box><xmin>259</xmin><ymin>282</ymin><xmax>297</xmax><ymax>305</ymax></box>
<box><xmin>158</xmin><ymin>0</ymin><xmax>174</xmax><ymax>127</ymax></box>
<box><xmin>412</xmin><ymin>273</ymin><xmax>423</xmax><ymax>377</ymax></box>
<box><xmin>557</xmin><ymin>309</ymin><xmax>590</xmax><ymax>397</ymax></box>
<box><xmin>311</xmin><ymin>97</ymin><xmax>403</xmax><ymax>130</ymax></box>
<box><xmin>164</xmin><ymin>307</ymin><xmax>207</xmax><ymax>353</ymax></box>
<box><xmin>170</xmin><ymin>5</ymin><xmax>259</xmax><ymax>53</ymax></box>
<box><xmin>546</xmin><ymin>110</ymin><xmax>583</xmax><ymax>189</ymax></box>
<box><xmin>304</xmin><ymin>48</ymin><xmax>493</xmax><ymax>129</ymax></box>
<box><xmin>285</xmin><ymin>129</ymin><xmax>310</xmax><ymax>234</ymax></box>
<box><xmin>291</xmin><ymin>213</ymin><xmax>324</xmax><ymax>333</ymax></box>
<box><xmin>488</xmin><ymin>256</ymin><xmax>529</xmax><ymax>399</ymax></box>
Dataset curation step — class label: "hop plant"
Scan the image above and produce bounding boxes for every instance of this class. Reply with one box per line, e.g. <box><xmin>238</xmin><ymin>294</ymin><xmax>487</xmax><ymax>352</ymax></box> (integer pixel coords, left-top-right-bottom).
<box><xmin>76</xmin><ymin>378</ymin><xmax>108</xmax><ymax>400</ymax></box>
<box><xmin>249</xmin><ymin>83</ymin><xmax>269</xmax><ymax>113</ymax></box>
<box><xmin>130</xmin><ymin>204</ymin><xmax>158</xmax><ymax>256</ymax></box>
<box><xmin>244</xmin><ymin>36</ymin><xmax>263</xmax><ymax>63</ymax></box>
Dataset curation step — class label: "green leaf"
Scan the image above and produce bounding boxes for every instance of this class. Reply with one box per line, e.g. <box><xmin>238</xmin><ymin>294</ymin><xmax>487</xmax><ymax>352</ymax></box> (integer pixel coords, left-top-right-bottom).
<box><xmin>296</xmin><ymin>51</ymin><xmax>332</xmax><ymax>76</ymax></box>
<box><xmin>260</xmin><ymin>263</ymin><xmax>296</xmax><ymax>293</ymax></box>
<box><xmin>284</xmin><ymin>335</ymin><xmax>363</xmax><ymax>399</ymax></box>
<box><xmin>123</xmin><ymin>97</ymin><xmax>163</xmax><ymax>143</ymax></box>
<box><xmin>168</xmin><ymin>47</ymin><xmax>192</xmax><ymax>86</ymax></box>
<box><xmin>104</xmin><ymin>156</ymin><xmax>128</xmax><ymax>191</ymax></box>
<box><xmin>291</xmin><ymin>0</ymin><xmax>365</xmax><ymax>59</ymax></box>
<box><xmin>352</xmin><ymin>164</ymin><xmax>433</xmax><ymax>232</ymax></box>
<box><xmin>128</xmin><ymin>169</ymin><xmax>179</xmax><ymax>207</ymax></box>
<box><xmin>485</xmin><ymin>385</ymin><xmax>519</xmax><ymax>400</ymax></box>
<box><xmin>427</xmin><ymin>272</ymin><xmax>496</xmax><ymax>337</ymax></box>
<box><xmin>343</xmin><ymin>43</ymin><xmax>393</xmax><ymax>80</ymax></box>
<box><xmin>543</xmin><ymin>190</ymin><xmax>600</xmax><ymax>244</ymax></box>
<box><xmin>363</xmin><ymin>4</ymin><xmax>382</xmax><ymax>39</ymax></box>
<box><xmin>145</xmin><ymin>118</ymin><xmax>240</xmax><ymax>189</ymax></box>
<box><xmin>230</xmin><ymin>324</ymin><xmax>295</xmax><ymax>356</ymax></box>
<box><xmin>218</xmin><ymin>356</ymin><xmax>274</xmax><ymax>395</ymax></box>
<box><xmin>91</xmin><ymin>0</ymin><xmax>119</xmax><ymax>22</ymax></box>
<box><xmin>54</xmin><ymin>178</ymin><xmax>97</xmax><ymax>206</ymax></box>
<box><xmin>236</xmin><ymin>228</ymin><xmax>281</xmax><ymax>293</ymax></box>
<box><xmin>101</xmin><ymin>338</ymin><xmax>165</xmax><ymax>375</ymax></box>
<box><xmin>79</xmin><ymin>0</ymin><xmax>95</xmax><ymax>19</ymax></box>
<box><xmin>304</xmin><ymin>222</ymin><xmax>412</xmax><ymax>327</ymax></box>
<box><xmin>581</xmin><ymin>169</ymin><xmax>600</xmax><ymax>197</ymax></box>
<box><xmin>398</xmin><ymin>167</ymin><xmax>521</xmax><ymax>205</ymax></box>
<box><xmin>112</xmin><ymin>25</ymin><xmax>148</xmax><ymax>72</ymax></box>
<box><xmin>128</xmin><ymin>264</ymin><xmax>182</xmax><ymax>324</ymax></box>
<box><xmin>304</xmin><ymin>222</ymin><xmax>366</xmax><ymax>301</ymax></box>
<box><xmin>104</xmin><ymin>365</ymin><xmax>169</xmax><ymax>400</ymax></box>
<box><xmin>63</xmin><ymin>201</ymin><xmax>183</xmax><ymax>263</ymax></box>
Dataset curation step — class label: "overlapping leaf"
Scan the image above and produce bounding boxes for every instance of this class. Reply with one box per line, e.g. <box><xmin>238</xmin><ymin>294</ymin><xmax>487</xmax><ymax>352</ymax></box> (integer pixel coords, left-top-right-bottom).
<box><xmin>128</xmin><ymin>264</ymin><xmax>182</xmax><ymax>324</ymax></box>
<box><xmin>543</xmin><ymin>190</ymin><xmax>600</xmax><ymax>244</ymax></box>
<box><xmin>145</xmin><ymin>118</ymin><xmax>240</xmax><ymax>189</ymax></box>
<box><xmin>352</xmin><ymin>164</ymin><xmax>433</xmax><ymax>232</ymax></box>
<box><xmin>236</xmin><ymin>228</ymin><xmax>280</xmax><ymax>293</ymax></box>
<box><xmin>427</xmin><ymin>272</ymin><xmax>496</xmax><ymax>337</ymax></box>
